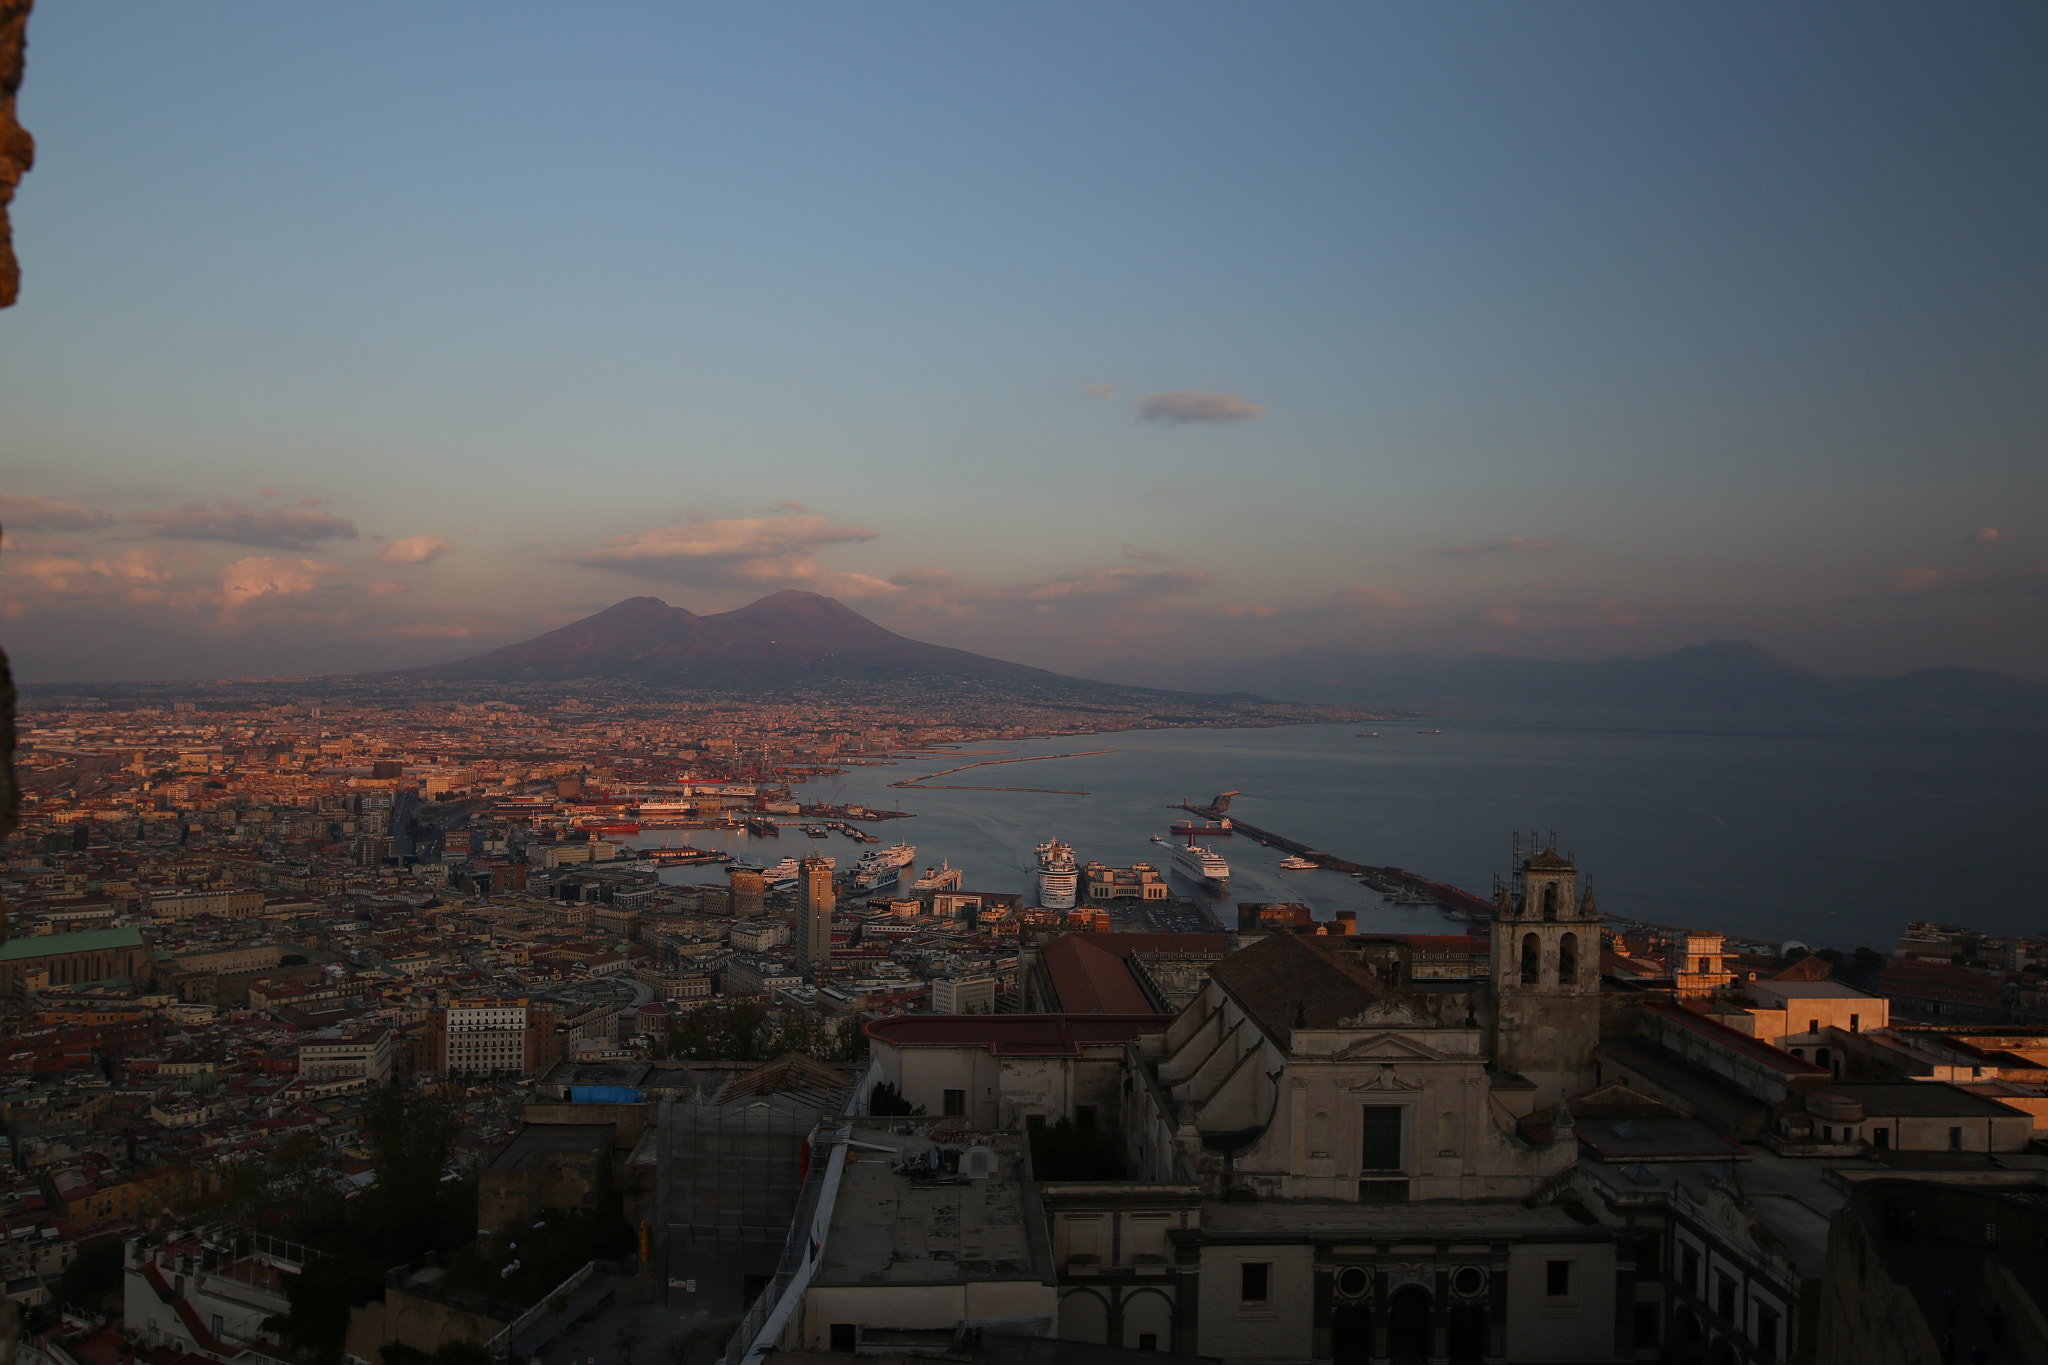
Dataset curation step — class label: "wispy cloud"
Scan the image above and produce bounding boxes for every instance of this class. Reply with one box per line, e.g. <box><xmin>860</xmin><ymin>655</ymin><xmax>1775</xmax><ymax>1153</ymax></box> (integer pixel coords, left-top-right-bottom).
<box><xmin>567</xmin><ymin>507</ymin><xmax>898</xmax><ymax>598</ymax></box>
<box><xmin>1438</xmin><ymin>537</ymin><xmax>1567</xmax><ymax>556</ymax></box>
<box><xmin>1134</xmin><ymin>391</ymin><xmax>1268</xmax><ymax>426</ymax></box>
<box><xmin>0</xmin><ymin>495</ymin><xmax>118</xmax><ymax>533</ymax></box>
<box><xmin>1082</xmin><ymin>384</ymin><xmax>1118</xmax><ymax>398</ymax></box>
<box><xmin>1019</xmin><ymin>567</ymin><xmax>1213</xmax><ymax>601</ymax></box>
<box><xmin>133</xmin><ymin>499</ymin><xmax>359</xmax><ymax>550</ymax></box>
<box><xmin>1968</xmin><ymin>527</ymin><xmax>2006</xmax><ymax>545</ymax></box>
<box><xmin>1333</xmin><ymin>584</ymin><xmax>1416</xmax><ymax>608</ymax></box>
<box><xmin>1122</xmin><ymin>545</ymin><xmax>1169</xmax><ymax>562</ymax></box>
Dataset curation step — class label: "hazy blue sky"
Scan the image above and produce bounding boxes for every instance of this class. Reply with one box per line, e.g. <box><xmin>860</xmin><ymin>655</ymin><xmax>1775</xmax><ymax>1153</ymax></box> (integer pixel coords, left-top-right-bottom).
<box><xmin>2</xmin><ymin>2</ymin><xmax>2043</xmax><ymax>682</ymax></box>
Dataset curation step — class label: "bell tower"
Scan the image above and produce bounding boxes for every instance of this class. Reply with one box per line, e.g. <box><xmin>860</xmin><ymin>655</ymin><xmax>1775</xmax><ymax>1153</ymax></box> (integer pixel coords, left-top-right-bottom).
<box><xmin>1490</xmin><ymin>837</ymin><xmax>1601</xmax><ymax>1103</ymax></box>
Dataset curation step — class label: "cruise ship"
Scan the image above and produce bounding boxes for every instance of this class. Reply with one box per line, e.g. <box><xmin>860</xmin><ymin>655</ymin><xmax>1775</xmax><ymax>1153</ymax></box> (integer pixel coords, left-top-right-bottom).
<box><xmin>912</xmin><ymin>860</ymin><xmax>963</xmax><ymax>892</ymax></box>
<box><xmin>1036</xmin><ymin>840</ymin><xmax>1079</xmax><ymax>910</ymax></box>
<box><xmin>1169</xmin><ymin>838</ymin><xmax>1230</xmax><ymax>883</ymax></box>
<box><xmin>851</xmin><ymin>842</ymin><xmax>917</xmax><ymax>893</ymax></box>
<box><xmin>754</xmin><ymin>853</ymin><xmax>834</xmax><ymax>889</ymax></box>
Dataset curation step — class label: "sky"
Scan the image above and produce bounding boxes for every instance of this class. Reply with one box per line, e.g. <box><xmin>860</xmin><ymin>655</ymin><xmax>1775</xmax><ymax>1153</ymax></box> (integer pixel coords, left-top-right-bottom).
<box><xmin>1</xmin><ymin>2</ymin><xmax>2044</xmax><ymax>684</ymax></box>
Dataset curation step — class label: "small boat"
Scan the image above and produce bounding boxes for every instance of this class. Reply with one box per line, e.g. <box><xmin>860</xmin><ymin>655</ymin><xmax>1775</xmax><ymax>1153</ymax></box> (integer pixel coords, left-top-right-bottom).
<box><xmin>1278</xmin><ymin>855</ymin><xmax>1318</xmax><ymax>870</ymax></box>
<box><xmin>1357</xmin><ymin>732</ymin><xmax>1380</xmax><ymax>738</ymax></box>
<box><xmin>1417</xmin><ymin>729</ymin><xmax>1442</xmax><ymax>734</ymax></box>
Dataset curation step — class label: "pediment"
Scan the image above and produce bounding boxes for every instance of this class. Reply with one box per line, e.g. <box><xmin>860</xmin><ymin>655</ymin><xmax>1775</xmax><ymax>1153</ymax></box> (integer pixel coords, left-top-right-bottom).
<box><xmin>1336</xmin><ymin>999</ymin><xmax>1426</xmax><ymax>1030</ymax></box>
<box><xmin>1334</xmin><ymin>1031</ymin><xmax>1442</xmax><ymax>1063</ymax></box>
<box><xmin>1344</xmin><ymin>1063</ymin><xmax>1423</xmax><ymax>1093</ymax></box>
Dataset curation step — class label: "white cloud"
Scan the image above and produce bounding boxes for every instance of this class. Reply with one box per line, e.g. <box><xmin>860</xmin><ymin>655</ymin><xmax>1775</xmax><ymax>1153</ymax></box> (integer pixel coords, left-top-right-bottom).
<box><xmin>1133</xmin><ymin>391</ymin><xmax>1269</xmax><ymax>426</ymax></box>
<box><xmin>379</xmin><ymin>535</ymin><xmax>454</xmax><ymax>565</ymax></box>
<box><xmin>217</xmin><ymin>557</ymin><xmax>348</xmax><ymax>616</ymax></box>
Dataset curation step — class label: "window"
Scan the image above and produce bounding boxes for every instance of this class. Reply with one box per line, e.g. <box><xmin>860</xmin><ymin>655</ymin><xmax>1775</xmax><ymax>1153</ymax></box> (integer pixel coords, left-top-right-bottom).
<box><xmin>1716</xmin><ymin>1272</ymin><xmax>1736</xmax><ymax>1320</ymax></box>
<box><xmin>943</xmin><ymin>1089</ymin><xmax>966</xmax><ymax>1117</ymax></box>
<box><xmin>1559</xmin><ymin>932</ymin><xmax>1579</xmax><ymax>986</ymax></box>
<box><xmin>1680</xmin><ymin>1242</ymin><xmax>1699</xmax><ymax>1292</ymax></box>
<box><xmin>1849</xmin><ymin>1013</ymin><xmax>1860</xmax><ymax>1033</ymax></box>
<box><xmin>1241</xmin><ymin>1262</ymin><xmax>1271</xmax><ymax>1303</ymax></box>
<box><xmin>1633</xmin><ymin>1303</ymin><xmax>1660</xmax><ymax>1347</ymax></box>
<box><xmin>830</xmin><ymin>1324</ymin><xmax>857</xmax><ymax>1353</ymax></box>
<box><xmin>1873</xmin><ymin>1127</ymin><xmax>1889</xmax><ymax>1149</ymax></box>
<box><xmin>1949</xmin><ymin>1126</ymin><xmax>1964</xmax><ymax>1151</ymax></box>
<box><xmin>211</xmin><ymin>1316</ymin><xmax>223</xmax><ymax>1341</ymax></box>
<box><xmin>1520</xmin><ymin>933</ymin><xmax>1539</xmax><ymax>985</ymax></box>
<box><xmin>1807</xmin><ymin>1019</ymin><xmax>1820</xmax><ymax>1035</ymax></box>
<box><xmin>1546</xmin><ymin>1260</ymin><xmax>1572</xmax><ymax>1298</ymax></box>
<box><xmin>1361</xmin><ymin>1106</ymin><xmax>1402</xmax><ymax>1170</ymax></box>
<box><xmin>1137</xmin><ymin>1336</ymin><xmax>1158</xmax><ymax>1352</ymax></box>
<box><xmin>1075</xmin><ymin>1105</ymin><xmax>1098</xmax><ymax>1128</ymax></box>
<box><xmin>1821</xmin><ymin>1125</ymin><xmax>1832</xmax><ymax>1142</ymax></box>
<box><xmin>1755</xmin><ymin>1304</ymin><xmax>1780</xmax><ymax>1358</ymax></box>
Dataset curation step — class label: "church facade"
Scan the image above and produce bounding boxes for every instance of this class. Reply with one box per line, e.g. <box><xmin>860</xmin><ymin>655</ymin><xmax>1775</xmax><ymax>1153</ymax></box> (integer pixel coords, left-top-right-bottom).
<box><xmin>1043</xmin><ymin>847</ymin><xmax>1644</xmax><ymax>1364</ymax></box>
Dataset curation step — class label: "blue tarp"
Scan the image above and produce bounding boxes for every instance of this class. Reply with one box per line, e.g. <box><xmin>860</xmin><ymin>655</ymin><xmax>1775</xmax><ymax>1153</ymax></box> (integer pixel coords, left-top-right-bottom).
<box><xmin>570</xmin><ymin>1086</ymin><xmax>643</xmax><ymax>1104</ymax></box>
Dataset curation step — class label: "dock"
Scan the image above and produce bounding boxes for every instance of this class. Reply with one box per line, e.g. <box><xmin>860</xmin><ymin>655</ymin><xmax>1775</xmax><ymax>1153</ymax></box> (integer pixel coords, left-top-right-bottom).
<box><xmin>1175</xmin><ymin>800</ymin><xmax>1496</xmax><ymax>918</ymax></box>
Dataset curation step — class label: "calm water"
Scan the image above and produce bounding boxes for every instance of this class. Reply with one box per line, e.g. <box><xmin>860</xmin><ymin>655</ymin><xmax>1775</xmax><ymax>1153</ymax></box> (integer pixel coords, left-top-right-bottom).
<box><xmin>636</xmin><ymin>709</ymin><xmax>2048</xmax><ymax>951</ymax></box>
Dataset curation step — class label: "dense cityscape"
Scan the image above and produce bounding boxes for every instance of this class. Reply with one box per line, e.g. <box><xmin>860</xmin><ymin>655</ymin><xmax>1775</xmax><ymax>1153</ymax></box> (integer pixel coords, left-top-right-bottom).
<box><xmin>0</xmin><ymin>685</ymin><xmax>2038</xmax><ymax>1365</ymax></box>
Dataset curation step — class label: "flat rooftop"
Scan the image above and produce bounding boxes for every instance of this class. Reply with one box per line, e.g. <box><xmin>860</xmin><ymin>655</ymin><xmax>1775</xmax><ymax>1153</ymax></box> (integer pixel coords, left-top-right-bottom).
<box><xmin>1200</xmin><ymin>1200</ymin><xmax>1603</xmax><ymax>1239</ymax></box>
<box><xmin>813</xmin><ymin>1124</ymin><xmax>1044</xmax><ymax>1287</ymax></box>
<box><xmin>1748</xmin><ymin>981</ymin><xmax>1877</xmax><ymax>1001</ymax></box>
<box><xmin>1830</xmin><ymin>1082</ymin><xmax>2030</xmax><ymax>1119</ymax></box>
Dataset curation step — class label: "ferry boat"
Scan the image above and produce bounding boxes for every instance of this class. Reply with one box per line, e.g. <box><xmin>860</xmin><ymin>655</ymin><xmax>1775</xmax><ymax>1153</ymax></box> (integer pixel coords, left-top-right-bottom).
<box><xmin>851</xmin><ymin>842</ymin><xmax>917</xmax><ymax>892</ymax></box>
<box><xmin>1169</xmin><ymin>839</ymin><xmax>1230</xmax><ymax>883</ymax></box>
<box><xmin>1037</xmin><ymin>840</ymin><xmax>1079</xmax><ymax>910</ymax></box>
<box><xmin>1277</xmin><ymin>854</ymin><xmax>1319</xmax><ymax>870</ymax></box>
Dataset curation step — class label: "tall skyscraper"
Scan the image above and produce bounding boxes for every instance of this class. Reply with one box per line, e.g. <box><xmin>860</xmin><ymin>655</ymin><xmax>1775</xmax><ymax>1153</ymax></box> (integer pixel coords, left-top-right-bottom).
<box><xmin>798</xmin><ymin>855</ymin><xmax>835</xmax><ymax>973</ymax></box>
<box><xmin>729</xmin><ymin>866</ymin><xmax>766</xmax><ymax>918</ymax></box>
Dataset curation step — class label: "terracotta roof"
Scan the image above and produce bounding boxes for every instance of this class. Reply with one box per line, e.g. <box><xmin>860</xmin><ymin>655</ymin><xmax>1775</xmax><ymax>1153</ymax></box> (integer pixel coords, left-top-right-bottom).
<box><xmin>1210</xmin><ymin>933</ymin><xmax>1419</xmax><ymax>1043</ymax></box>
<box><xmin>1040</xmin><ymin>934</ymin><xmax>1155</xmax><ymax>1013</ymax></box>
<box><xmin>864</xmin><ymin>1014</ymin><xmax>1169</xmax><ymax>1057</ymax></box>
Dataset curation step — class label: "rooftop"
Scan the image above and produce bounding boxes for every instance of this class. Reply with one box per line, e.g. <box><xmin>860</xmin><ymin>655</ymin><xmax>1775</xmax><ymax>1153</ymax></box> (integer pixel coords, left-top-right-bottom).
<box><xmin>0</xmin><ymin>927</ymin><xmax>146</xmax><ymax>962</ymax></box>
<box><xmin>812</xmin><ymin>1125</ymin><xmax>1044</xmax><ymax>1287</ymax></box>
<box><xmin>865</xmin><ymin>1014</ymin><xmax>1169</xmax><ymax>1058</ymax></box>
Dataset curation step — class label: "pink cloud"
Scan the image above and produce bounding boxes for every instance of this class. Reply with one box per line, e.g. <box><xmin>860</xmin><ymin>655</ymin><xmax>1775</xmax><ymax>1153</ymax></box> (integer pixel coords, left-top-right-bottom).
<box><xmin>217</xmin><ymin>556</ymin><xmax>348</xmax><ymax>619</ymax></box>
<box><xmin>1968</xmin><ymin>527</ymin><xmax>2005</xmax><ymax>545</ymax></box>
<box><xmin>568</xmin><ymin>509</ymin><xmax>895</xmax><ymax>596</ymax></box>
<box><xmin>365</xmin><ymin>580</ymin><xmax>409</xmax><ymax>598</ymax></box>
<box><xmin>1887</xmin><ymin>567</ymin><xmax>1980</xmax><ymax>594</ymax></box>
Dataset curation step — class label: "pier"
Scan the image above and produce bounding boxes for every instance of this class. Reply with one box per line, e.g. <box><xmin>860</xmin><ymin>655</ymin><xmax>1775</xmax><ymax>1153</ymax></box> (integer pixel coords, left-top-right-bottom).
<box><xmin>1175</xmin><ymin>800</ymin><xmax>1496</xmax><ymax>918</ymax></box>
<box><xmin>890</xmin><ymin>749</ymin><xmax>1113</xmax><ymax>791</ymax></box>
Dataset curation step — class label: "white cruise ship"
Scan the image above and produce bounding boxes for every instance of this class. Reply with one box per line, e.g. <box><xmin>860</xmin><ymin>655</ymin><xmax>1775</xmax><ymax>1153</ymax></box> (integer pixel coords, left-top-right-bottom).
<box><xmin>912</xmin><ymin>860</ymin><xmax>963</xmax><ymax>892</ymax></box>
<box><xmin>1170</xmin><ymin>839</ymin><xmax>1230</xmax><ymax>883</ymax></box>
<box><xmin>1037</xmin><ymin>840</ymin><xmax>1079</xmax><ymax>910</ymax></box>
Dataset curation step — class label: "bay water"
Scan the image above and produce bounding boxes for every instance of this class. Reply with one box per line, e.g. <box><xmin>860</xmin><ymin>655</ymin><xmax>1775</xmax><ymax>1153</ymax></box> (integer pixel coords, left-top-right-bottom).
<box><xmin>637</xmin><ymin>709</ymin><xmax>2048</xmax><ymax>951</ymax></box>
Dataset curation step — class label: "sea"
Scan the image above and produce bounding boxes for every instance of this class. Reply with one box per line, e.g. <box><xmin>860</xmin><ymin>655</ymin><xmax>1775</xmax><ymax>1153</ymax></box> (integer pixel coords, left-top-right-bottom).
<box><xmin>630</xmin><ymin>709</ymin><xmax>2048</xmax><ymax>952</ymax></box>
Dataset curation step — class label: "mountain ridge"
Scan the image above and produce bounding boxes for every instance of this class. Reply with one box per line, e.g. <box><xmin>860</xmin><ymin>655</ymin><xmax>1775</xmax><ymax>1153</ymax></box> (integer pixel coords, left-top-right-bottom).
<box><xmin>410</xmin><ymin>590</ymin><xmax>1072</xmax><ymax>685</ymax></box>
<box><xmin>1089</xmin><ymin>639</ymin><xmax>2048</xmax><ymax>717</ymax></box>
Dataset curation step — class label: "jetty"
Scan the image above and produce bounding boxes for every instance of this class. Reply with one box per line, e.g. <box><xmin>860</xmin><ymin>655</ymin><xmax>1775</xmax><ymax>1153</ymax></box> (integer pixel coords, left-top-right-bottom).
<box><xmin>1174</xmin><ymin>797</ymin><xmax>1496</xmax><ymax>918</ymax></box>
<box><xmin>890</xmin><ymin>750</ymin><xmax>1113</xmax><ymax>791</ymax></box>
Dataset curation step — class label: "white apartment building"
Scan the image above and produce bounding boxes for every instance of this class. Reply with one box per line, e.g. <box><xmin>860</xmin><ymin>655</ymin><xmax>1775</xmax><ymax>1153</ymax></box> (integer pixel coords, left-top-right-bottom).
<box><xmin>932</xmin><ymin>976</ymin><xmax>998</xmax><ymax>1014</ymax></box>
<box><xmin>297</xmin><ymin>1026</ymin><xmax>394</xmax><ymax>1085</ymax></box>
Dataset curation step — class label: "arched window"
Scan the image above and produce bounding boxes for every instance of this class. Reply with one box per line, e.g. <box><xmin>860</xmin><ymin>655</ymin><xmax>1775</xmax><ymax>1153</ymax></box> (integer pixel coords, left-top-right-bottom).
<box><xmin>1520</xmin><ymin>933</ymin><xmax>1540</xmax><ymax>986</ymax></box>
<box><xmin>1558</xmin><ymin>932</ymin><xmax>1579</xmax><ymax>986</ymax></box>
<box><xmin>1310</xmin><ymin>1110</ymin><xmax>1330</xmax><ymax>1157</ymax></box>
<box><xmin>1438</xmin><ymin>1109</ymin><xmax>1459</xmax><ymax>1157</ymax></box>
<box><xmin>1541</xmin><ymin>885</ymin><xmax>1558</xmax><ymax>921</ymax></box>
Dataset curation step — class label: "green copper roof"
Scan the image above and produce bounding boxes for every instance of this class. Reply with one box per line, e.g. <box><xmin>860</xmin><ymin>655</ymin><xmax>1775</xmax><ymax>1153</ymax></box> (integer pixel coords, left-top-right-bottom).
<box><xmin>0</xmin><ymin>926</ymin><xmax>146</xmax><ymax>962</ymax></box>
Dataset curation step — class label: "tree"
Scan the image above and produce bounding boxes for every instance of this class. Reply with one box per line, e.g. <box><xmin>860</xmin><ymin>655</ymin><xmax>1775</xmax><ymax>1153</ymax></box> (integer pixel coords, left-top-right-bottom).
<box><xmin>868</xmin><ymin>1081</ymin><xmax>922</xmax><ymax>1117</ymax></box>
<box><xmin>52</xmin><ymin>1241</ymin><xmax>123</xmax><ymax>1315</ymax></box>
<box><xmin>281</xmin><ymin>953</ymin><xmax>309</xmax><ymax>966</ymax></box>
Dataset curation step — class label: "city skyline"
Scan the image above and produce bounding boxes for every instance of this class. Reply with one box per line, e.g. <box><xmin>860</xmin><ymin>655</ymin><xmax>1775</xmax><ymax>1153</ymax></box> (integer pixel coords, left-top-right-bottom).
<box><xmin>3</xmin><ymin>3</ymin><xmax>2045</xmax><ymax>684</ymax></box>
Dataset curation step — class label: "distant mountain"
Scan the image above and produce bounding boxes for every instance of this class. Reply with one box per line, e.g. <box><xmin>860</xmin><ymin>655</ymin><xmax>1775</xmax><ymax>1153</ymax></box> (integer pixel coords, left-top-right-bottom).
<box><xmin>413</xmin><ymin>590</ymin><xmax>1073</xmax><ymax>685</ymax></box>
<box><xmin>1091</xmin><ymin>641</ymin><xmax>2048</xmax><ymax>718</ymax></box>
